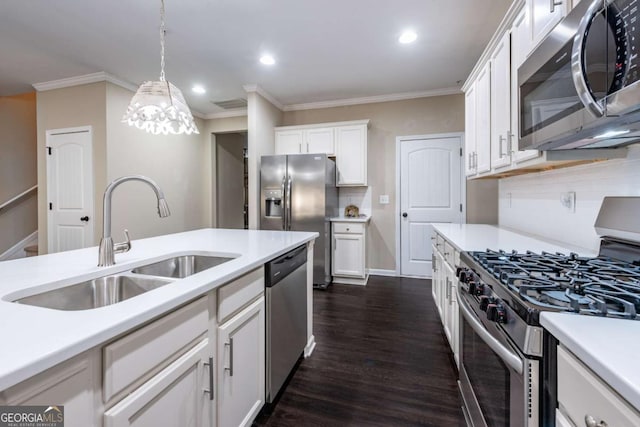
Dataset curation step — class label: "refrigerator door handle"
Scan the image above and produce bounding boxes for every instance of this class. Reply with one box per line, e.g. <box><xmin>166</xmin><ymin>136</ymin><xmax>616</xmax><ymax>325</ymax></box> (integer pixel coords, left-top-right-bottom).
<box><xmin>286</xmin><ymin>177</ymin><xmax>292</xmax><ymax>230</ymax></box>
<box><xmin>281</xmin><ymin>176</ymin><xmax>287</xmax><ymax>230</ymax></box>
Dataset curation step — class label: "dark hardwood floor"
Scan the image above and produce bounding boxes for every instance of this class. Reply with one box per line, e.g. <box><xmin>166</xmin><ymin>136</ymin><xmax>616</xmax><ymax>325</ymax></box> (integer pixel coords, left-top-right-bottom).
<box><xmin>255</xmin><ymin>276</ymin><xmax>465</xmax><ymax>427</ymax></box>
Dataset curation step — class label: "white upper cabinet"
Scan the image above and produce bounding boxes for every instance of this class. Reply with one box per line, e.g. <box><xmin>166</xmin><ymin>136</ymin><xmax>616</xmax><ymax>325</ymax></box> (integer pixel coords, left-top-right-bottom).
<box><xmin>529</xmin><ymin>0</ymin><xmax>567</xmax><ymax>49</ymax></box>
<box><xmin>335</xmin><ymin>124</ymin><xmax>368</xmax><ymax>186</ymax></box>
<box><xmin>276</xmin><ymin>120</ymin><xmax>369</xmax><ymax>186</ymax></box>
<box><xmin>465</xmin><ymin>61</ymin><xmax>491</xmax><ymax>177</ymax></box>
<box><xmin>275</xmin><ymin>127</ymin><xmax>336</xmax><ymax>156</ymax></box>
<box><xmin>275</xmin><ymin>130</ymin><xmax>304</xmax><ymax>155</ymax></box>
<box><xmin>464</xmin><ymin>83</ymin><xmax>477</xmax><ymax>177</ymax></box>
<box><xmin>475</xmin><ymin>63</ymin><xmax>492</xmax><ymax>174</ymax></box>
<box><xmin>305</xmin><ymin>127</ymin><xmax>335</xmax><ymax>155</ymax></box>
<box><xmin>490</xmin><ymin>31</ymin><xmax>513</xmax><ymax>170</ymax></box>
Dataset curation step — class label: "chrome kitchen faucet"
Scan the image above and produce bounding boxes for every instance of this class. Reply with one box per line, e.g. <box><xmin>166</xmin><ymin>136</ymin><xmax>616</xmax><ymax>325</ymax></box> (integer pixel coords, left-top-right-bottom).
<box><xmin>98</xmin><ymin>175</ymin><xmax>170</xmax><ymax>266</ymax></box>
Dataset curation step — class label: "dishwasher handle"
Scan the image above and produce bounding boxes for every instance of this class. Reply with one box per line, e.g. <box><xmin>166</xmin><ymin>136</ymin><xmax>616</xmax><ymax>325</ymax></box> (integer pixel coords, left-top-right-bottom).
<box><xmin>265</xmin><ymin>245</ymin><xmax>307</xmax><ymax>287</ymax></box>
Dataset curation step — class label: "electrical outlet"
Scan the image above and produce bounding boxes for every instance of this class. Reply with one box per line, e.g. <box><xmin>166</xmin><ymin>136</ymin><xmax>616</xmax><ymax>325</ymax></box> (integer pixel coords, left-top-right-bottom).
<box><xmin>379</xmin><ymin>195</ymin><xmax>389</xmax><ymax>205</ymax></box>
<box><xmin>560</xmin><ymin>192</ymin><xmax>576</xmax><ymax>213</ymax></box>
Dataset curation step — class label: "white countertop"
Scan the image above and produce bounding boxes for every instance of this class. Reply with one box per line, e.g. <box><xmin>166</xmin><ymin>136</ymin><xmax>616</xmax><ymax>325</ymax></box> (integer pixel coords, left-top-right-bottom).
<box><xmin>329</xmin><ymin>214</ymin><xmax>371</xmax><ymax>223</ymax></box>
<box><xmin>541</xmin><ymin>313</ymin><xmax>640</xmax><ymax>411</ymax></box>
<box><xmin>0</xmin><ymin>228</ymin><xmax>317</xmax><ymax>391</ymax></box>
<box><xmin>431</xmin><ymin>223</ymin><xmax>594</xmax><ymax>256</ymax></box>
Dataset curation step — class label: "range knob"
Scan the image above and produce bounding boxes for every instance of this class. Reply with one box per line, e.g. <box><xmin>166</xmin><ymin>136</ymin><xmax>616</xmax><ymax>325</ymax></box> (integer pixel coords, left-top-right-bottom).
<box><xmin>457</xmin><ymin>267</ymin><xmax>472</xmax><ymax>283</ymax></box>
<box><xmin>486</xmin><ymin>303</ymin><xmax>507</xmax><ymax>324</ymax></box>
<box><xmin>474</xmin><ymin>283</ymin><xmax>486</xmax><ymax>296</ymax></box>
<box><xmin>479</xmin><ymin>295</ymin><xmax>494</xmax><ymax>311</ymax></box>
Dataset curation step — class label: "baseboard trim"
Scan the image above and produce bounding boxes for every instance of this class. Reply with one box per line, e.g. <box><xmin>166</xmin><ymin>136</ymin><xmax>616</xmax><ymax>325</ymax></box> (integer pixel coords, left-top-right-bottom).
<box><xmin>304</xmin><ymin>335</ymin><xmax>316</xmax><ymax>358</ymax></box>
<box><xmin>333</xmin><ymin>274</ymin><xmax>369</xmax><ymax>286</ymax></box>
<box><xmin>368</xmin><ymin>269</ymin><xmax>397</xmax><ymax>277</ymax></box>
<box><xmin>0</xmin><ymin>231</ymin><xmax>38</xmax><ymax>261</ymax></box>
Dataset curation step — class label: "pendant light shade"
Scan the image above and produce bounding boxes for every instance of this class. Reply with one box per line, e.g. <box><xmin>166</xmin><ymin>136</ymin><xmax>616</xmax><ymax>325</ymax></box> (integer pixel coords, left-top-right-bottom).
<box><xmin>122</xmin><ymin>0</ymin><xmax>199</xmax><ymax>135</ymax></box>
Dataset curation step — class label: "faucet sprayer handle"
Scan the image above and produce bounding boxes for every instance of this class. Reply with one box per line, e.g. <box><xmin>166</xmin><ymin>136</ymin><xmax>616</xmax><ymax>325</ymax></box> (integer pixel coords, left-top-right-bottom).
<box><xmin>114</xmin><ymin>229</ymin><xmax>131</xmax><ymax>254</ymax></box>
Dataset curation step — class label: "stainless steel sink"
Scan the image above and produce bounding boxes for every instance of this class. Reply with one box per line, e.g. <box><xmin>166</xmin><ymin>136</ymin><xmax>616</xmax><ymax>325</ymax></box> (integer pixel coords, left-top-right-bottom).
<box><xmin>131</xmin><ymin>255</ymin><xmax>235</xmax><ymax>278</ymax></box>
<box><xmin>14</xmin><ymin>275</ymin><xmax>173</xmax><ymax>310</ymax></box>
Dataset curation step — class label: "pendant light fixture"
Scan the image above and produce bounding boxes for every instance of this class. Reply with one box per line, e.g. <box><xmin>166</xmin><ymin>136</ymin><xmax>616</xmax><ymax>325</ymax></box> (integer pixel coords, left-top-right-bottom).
<box><xmin>122</xmin><ymin>0</ymin><xmax>199</xmax><ymax>135</ymax></box>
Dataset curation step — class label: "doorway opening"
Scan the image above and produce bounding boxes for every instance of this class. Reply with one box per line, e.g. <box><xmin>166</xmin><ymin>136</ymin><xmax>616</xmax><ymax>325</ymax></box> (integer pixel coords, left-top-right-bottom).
<box><xmin>214</xmin><ymin>131</ymin><xmax>248</xmax><ymax>229</ymax></box>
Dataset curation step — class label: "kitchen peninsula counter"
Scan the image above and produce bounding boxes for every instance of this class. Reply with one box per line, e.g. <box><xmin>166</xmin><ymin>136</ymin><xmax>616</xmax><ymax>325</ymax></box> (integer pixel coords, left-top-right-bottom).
<box><xmin>0</xmin><ymin>228</ymin><xmax>317</xmax><ymax>391</ymax></box>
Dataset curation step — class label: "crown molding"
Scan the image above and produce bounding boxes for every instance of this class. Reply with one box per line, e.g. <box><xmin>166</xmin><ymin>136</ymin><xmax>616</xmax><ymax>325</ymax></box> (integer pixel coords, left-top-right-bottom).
<box><xmin>243</xmin><ymin>84</ymin><xmax>284</xmax><ymax>111</ymax></box>
<box><xmin>282</xmin><ymin>87</ymin><xmax>462</xmax><ymax>111</ymax></box>
<box><xmin>203</xmin><ymin>108</ymin><xmax>248</xmax><ymax>120</ymax></box>
<box><xmin>33</xmin><ymin>71</ymin><xmax>139</xmax><ymax>93</ymax></box>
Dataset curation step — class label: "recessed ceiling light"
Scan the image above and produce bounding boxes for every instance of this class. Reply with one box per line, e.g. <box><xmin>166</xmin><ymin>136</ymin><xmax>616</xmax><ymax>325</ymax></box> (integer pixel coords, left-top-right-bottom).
<box><xmin>260</xmin><ymin>54</ymin><xmax>276</xmax><ymax>65</ymax></box>
<box><xmin>192</xmin><ymin>85</ymin><xmax>206</xmax><ymax>94</ymax></box>
<box><xmin>399</xmin><ymin>30</ymin><xmax>417</xmax><ymax>44</ymax></box>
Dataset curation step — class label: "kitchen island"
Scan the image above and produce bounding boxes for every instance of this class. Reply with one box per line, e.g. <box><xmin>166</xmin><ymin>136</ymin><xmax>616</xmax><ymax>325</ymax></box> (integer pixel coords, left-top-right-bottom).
<box><xmin>0</xmin><ymin>228</ymin><xmax>317</xmax><ymax>427</ymax></box>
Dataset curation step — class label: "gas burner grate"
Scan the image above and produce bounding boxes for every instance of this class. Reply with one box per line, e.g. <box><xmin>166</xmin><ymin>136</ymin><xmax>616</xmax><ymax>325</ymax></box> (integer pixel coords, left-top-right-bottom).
<box><xmin>469</xmin><ymin>249</ymin><xmax>640</xmax><ymax>319</ymax></box>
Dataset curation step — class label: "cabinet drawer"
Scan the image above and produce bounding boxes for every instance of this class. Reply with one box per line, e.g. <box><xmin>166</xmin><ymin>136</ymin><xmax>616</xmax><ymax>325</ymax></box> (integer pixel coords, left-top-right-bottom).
<box><xmin>333</xmin><ymin>222</ymin><xmax>364</xmax><ymax>234</ymax></box>
<box><xmin>557</xmin><ymin>345</ymin><xmax>640</xmax><ymax>427</ymax></box>
<box><xmin>103</xmin><ymin>297</ymin><xmax>209</xmax><ymax>404</ymax></box>
<box><xmin>435</xmin><ymin>234</ymin><xmax>445</xmax><ymax>252</ymax></box>
<box><xmin>218</xmin><ymin>267</ymin><xmax>264</xmax><ymax>324</ymax></box>
<box><xmin>443</xmin><ymin>242</ymin><xmax>455</xmax><ymax>267</ymax></box>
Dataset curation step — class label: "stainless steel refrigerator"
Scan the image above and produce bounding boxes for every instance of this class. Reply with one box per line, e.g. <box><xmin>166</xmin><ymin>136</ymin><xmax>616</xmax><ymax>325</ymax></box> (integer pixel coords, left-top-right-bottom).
<box><xmin>260</xmin><ymin>153</ymin><xmax>338</xmax><ymax>287</ymax></box>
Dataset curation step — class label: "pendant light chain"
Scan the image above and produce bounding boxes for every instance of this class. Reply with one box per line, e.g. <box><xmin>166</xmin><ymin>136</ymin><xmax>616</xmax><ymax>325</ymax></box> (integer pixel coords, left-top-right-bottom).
<box><xmin>159</xmin><ymin>0</ymin><xmax>166</xmax><ymax>82</ymax></box>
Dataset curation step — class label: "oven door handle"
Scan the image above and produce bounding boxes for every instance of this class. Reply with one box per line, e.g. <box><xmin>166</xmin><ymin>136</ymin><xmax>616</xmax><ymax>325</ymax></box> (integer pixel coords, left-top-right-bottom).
<box><xmin>457</xmin><ymin>286</ymin><xmax>524</xmax><ymax>375</ymax></box>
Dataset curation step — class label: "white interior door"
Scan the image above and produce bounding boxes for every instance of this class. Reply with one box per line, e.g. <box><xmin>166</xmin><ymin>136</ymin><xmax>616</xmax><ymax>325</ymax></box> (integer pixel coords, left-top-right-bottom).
<box><xmin>47</xmin><ymin>127</ymin><xmax>94</xmax><ymax>253</ymax></box>
<box><xmin>399</xmin><ymin>135</ymin><xmax>463</xmax><ymax>277</ymax></box>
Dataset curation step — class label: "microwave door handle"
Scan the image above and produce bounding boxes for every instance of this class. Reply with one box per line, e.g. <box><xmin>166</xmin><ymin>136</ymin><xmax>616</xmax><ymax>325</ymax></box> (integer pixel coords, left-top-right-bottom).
<box><xmin>457</xmin><ymin>286</ymin><xmax>524</xmax><ymax>375</ymax></box>
<box><xmin>570</xmin><ymin>0</ymin><xmax>606</xmax><ymax>117</ymax></box>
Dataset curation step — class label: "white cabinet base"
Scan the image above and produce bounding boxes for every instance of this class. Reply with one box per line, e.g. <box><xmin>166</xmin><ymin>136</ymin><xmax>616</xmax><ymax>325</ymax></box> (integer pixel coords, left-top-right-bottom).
<box><xmin>332</xmin><ymin>273</ymin><xmax>369</xmax><ymax>286</ymax></box>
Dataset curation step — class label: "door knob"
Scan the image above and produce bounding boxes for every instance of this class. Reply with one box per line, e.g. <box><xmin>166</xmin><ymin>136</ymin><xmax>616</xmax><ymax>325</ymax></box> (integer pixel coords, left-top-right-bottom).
<box><xmin>80</xmin><ymin>216</ymin><xmax>90</xmax><ymax>222</ymax></box>
<box><xmin>402</xmin><ymin>212</ymin><xmax>408</xmax><ymax>218</ymax></box>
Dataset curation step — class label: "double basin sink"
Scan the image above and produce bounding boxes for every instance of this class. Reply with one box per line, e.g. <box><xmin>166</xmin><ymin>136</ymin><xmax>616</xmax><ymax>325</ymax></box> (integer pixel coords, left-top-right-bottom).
<box><xmin>15</xmin><ymin>255</ymin><xmax>236</xmax><ymax>311</ymax></box>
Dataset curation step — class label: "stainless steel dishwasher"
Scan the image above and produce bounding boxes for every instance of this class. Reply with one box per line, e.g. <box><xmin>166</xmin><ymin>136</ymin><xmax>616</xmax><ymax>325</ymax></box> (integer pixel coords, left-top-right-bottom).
<box><xmin>265</xmin><ymin>244</ymin><xmax>308</xmax><ymax>403</ymax></box>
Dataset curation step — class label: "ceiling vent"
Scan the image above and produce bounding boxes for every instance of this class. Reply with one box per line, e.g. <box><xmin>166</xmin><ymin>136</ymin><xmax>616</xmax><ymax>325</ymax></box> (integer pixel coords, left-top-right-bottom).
<box><xmin>212</xmin><ymin>98</ymin><xmax>247</xmax><ymax>109</ymax></box>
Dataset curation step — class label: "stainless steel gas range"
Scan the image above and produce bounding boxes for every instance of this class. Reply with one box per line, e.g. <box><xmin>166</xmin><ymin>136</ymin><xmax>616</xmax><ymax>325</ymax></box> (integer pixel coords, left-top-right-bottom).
<box><xmin>456</xmin><ymin>197</ymin><xmax>640</xmax><ymax>427</ymax></box>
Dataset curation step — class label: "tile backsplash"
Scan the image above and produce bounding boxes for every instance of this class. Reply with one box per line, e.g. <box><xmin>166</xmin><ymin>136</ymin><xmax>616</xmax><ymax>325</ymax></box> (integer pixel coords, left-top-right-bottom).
<box><xmin>499</xmin><ymin>145</ymin><xmax>640</xmax><ymax>252</ymax></box>
<box><xmin>338</xmin><ymin>187</ymin><xmax>372</xmax><ymax>216</ymax></box>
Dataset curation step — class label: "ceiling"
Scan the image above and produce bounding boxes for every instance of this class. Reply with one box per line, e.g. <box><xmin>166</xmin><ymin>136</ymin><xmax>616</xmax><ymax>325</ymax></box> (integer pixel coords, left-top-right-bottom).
<box><xmin>0</xmin><ymin>0</ymin><xmax>512</xmax><ymax>116</ymax></box>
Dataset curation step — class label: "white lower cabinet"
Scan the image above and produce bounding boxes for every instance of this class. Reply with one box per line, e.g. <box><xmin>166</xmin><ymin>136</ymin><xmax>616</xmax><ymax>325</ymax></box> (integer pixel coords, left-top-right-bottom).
<box><xmin>332</xmin><ymin>221</ymin><xmax>368</xmax><ymax>285</ymax></box>
<box><xmin>557</xmin><ymin>345</ymin><xmax>640</xmax><ymax>427</ymax></box>
<box><xmin>104</xmin><ymin>339</ymin><xmax>213</xmax><ymax>427</ymax></box>
<box><xmin>0</xmin><ymin>349</ymin><xmax>101</xmax><ymax>427</ymax></box>
<box><xmin>431</xmin><ymin>231</ymin><xmax>460</xmax><ymax>367</ymax></box>
<box><xmin>217</xmin><ymin>297</ymin><xmax>265</xmax><ymax>427</ymax></box>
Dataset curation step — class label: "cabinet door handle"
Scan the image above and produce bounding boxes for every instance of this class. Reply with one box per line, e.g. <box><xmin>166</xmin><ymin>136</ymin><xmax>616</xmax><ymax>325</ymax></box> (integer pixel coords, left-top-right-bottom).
<box><xmin>225</xmin><ymin>338</ymin><xmax>234</xmax><ymax>377</ymax></box>
<box><xmin>499</xmin><ymin>135</ymin><xmax>507</xmax><ymax>158</ymax></box>
<box><xmin>432</xmin><ymin>254</ymin><xmax>437</xmax><ymax>272</ymax></box>
<box><xmin>468</xmin><ymin>152</ymin><xmax>473</xmax><ymax>169</ymax></box>
<box><xmin>446</xmin><ymin>277</ymin><xmax>451</xmax><ymax>300</ymax></box>
<box><xmin>508</xmin><ymin>132</ymin><xmax>515</xmax><ymax>154</ymax></box>
<box><xmin>550</xmin><ymin>0</ymin><xmax>562</xmax><ymax>13</ymax></box>
<box><xmin>203</xmin><ymin>357</ymin><xmax>214</xmax><ymax>400</ymax></box>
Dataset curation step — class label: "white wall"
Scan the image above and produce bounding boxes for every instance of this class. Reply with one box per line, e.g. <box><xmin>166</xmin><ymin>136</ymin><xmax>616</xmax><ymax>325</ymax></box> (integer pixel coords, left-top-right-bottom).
<box><xmin>499</xmin><ymin>145</ymin><xmax>640</xmax><ymax>252</ymax></box>
<box><xmin>105</xmin><ymin>83</ymin><xmax>210</xmax><ymax>240</ymax></box>
<box><xmin>338</xmin><ymin>187</ymin><xmax>372</xmax><ymax>216</ymax></box>
<box><xmin>246</xmin><ymin>91</ymin><xmax>282</xmax><ymax>229</ymax></box>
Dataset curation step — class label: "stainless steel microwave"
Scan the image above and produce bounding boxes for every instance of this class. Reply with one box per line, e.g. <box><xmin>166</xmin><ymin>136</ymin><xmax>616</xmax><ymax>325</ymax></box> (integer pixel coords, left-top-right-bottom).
<box><xmin>518</xmin><ymin>0</ymin><xmax>640</xmax><ymax>150</ymax></box>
